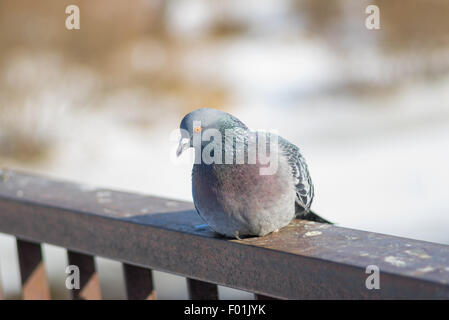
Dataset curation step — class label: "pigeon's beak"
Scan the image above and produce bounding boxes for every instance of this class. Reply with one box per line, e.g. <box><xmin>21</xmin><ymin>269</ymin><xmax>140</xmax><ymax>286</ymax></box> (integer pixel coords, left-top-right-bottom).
<box><xmin>176</xmin><ymin>137</ymin><xmax>190</xmax><ymax>157</ymax></box>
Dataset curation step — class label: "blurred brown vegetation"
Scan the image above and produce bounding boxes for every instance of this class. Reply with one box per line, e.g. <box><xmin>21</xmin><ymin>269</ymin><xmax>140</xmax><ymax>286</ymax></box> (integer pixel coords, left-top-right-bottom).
<box><xmin>296</xmin><ymin>0</ymin><xmax>449</xmax><ymax>51</ymax></box>
<box><xmin>1</xmin><ymin>0</ymin><xmax>449</xmax><ymax>162</ymax></box>
<box><xmin>0</xmin><ymin>0</ymin><xmax>230</xmax><ymax>162</ymax></box>
<box><xmin>0</xmin><ymin>0</ymin><xmax>229</xmax><ymax>102</ymax></box>
<box><xmin>378</xmin><ymin>0</ymin><xmax>449</xmax><ymax>51</ymax></box>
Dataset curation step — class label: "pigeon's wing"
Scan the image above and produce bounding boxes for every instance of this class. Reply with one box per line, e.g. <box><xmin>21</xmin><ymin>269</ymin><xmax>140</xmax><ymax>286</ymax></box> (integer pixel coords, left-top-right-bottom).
<box><xmin>279</xmin><ymin>137</ymin><xmax>333</xmax><ymax>224</ymax></box>
<box><xmin>279</xmin><ymin>137</ymin><xmax>314</xmax><ymax>213</ymax></box>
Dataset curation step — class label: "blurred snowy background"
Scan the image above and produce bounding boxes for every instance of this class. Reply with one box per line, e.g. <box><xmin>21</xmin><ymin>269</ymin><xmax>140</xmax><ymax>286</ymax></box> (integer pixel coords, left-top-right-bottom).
<box><xmin>0</xmin><ymin>0</ymin><xmax>448</xmax><ymax>299</ymax></box>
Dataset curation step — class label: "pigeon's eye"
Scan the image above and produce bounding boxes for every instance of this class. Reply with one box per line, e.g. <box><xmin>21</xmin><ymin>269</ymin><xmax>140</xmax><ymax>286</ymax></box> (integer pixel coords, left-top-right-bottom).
<box><xmin>193</xmin><ymin>126</ymin><xmax>202</xmax><ymax>133</ymax></box>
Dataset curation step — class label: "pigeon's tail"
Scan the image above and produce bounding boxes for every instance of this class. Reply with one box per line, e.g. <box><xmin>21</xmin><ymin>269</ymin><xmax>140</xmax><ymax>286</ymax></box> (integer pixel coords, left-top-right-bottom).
<box><xmin>300</xmin><ymin>210</ymin><xmax>333</xmax><ymax>224</ymax></box>
<box><xmin>295</xmin><ymin>203</ymin><xmax>333</xmax><ymax>224</ymax></box>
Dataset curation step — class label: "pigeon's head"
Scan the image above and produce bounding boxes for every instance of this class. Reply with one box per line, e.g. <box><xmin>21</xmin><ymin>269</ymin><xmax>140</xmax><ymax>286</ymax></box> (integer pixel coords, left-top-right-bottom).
<box><xmin>177</xmin><ymin>108</ymin><xmax>247</xmax><ymax>157</ymax></box>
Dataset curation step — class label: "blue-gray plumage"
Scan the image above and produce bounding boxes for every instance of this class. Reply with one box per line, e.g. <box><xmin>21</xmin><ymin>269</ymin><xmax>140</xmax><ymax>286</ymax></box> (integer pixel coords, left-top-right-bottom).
<box><xmin>177</xmin><ymin>108</ymin><xmax>330</xmax><ymax>238</ymax></box>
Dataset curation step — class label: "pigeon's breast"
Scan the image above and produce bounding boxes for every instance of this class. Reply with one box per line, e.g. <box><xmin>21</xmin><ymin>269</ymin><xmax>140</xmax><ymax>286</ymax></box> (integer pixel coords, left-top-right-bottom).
<box><xmin>192</xmin><ymin>157</ymin><xmax>296</xmax><ymax>237</ymax></box>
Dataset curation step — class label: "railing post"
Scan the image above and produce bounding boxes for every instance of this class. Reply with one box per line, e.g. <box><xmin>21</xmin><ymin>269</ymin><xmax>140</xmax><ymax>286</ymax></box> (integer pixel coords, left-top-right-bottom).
<box><xmin>67</xmin><ymin>251</ymin><xmax>101</xmax><ymax>300</ymax></box>
<box><xmin>123</xmin><ymin>263</ymin><xmax>156</xmax><ymax>300</ymax></box>
<box><xmin>187</xmin><ymin>278</ymin><xmax>219</xmax><ymax>300</ymax></box>
<box><xmin>16</xmin><ymin>239</ymin><xmax>50</xmax><ymax>300</ymax></box>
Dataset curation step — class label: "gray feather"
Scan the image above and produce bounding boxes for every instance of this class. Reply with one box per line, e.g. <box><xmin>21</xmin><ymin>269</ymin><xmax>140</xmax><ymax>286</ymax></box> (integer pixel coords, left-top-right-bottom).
<box><xmin>279</xmin><ymin>137</ymin><xmax>314</xmax><ymax>213</ymax></box>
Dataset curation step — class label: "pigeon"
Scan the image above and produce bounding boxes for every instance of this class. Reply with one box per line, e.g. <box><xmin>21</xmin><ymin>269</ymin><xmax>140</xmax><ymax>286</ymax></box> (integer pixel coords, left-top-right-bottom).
<box><xmin>177</xmin><ymin>108</ymin><xmax>331</xmax><ymax>238</ymax></box>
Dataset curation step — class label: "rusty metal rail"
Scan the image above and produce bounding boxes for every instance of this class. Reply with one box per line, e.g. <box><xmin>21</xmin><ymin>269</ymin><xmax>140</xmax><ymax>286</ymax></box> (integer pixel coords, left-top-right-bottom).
<box><xmin>0</xmin><ymin>169</ymin><xmax>448</xmax><ymax>299</ymax></box>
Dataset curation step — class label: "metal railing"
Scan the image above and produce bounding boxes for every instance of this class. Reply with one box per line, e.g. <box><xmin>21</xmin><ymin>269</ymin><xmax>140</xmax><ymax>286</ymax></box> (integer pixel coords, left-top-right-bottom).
<box><xmin>0</xmin><ymin>169</ymin><xmax>448</xmax><ymax>299</ymax></box>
